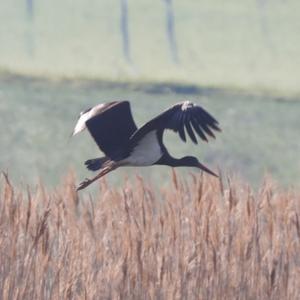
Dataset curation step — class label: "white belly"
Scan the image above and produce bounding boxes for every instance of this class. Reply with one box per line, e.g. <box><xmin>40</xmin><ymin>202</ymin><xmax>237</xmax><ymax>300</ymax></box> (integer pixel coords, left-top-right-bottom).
<box><xmin>122</xmin><ymin>131</ymin><xmax>163</xmax><ymax>166</ymax></box>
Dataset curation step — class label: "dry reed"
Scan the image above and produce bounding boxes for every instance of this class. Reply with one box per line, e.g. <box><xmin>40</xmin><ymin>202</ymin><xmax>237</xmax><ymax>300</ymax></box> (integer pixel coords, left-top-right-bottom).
<box><xmin>0</xmin><ymin>171</ymin><xmax>300</xmax><ymax>300</ymax></box>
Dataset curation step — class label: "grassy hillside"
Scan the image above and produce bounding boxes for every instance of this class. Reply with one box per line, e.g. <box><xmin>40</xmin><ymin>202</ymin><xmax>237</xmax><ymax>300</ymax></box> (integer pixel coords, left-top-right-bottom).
<box><xmin>0</xmin><ymin>1</ymin><xmax>299</xmax><ymax>95</ymax></box>
<box><xmin>1</xmin><ymin>173</ymin><xmax>300</xmax><ymax>299</ymax></box>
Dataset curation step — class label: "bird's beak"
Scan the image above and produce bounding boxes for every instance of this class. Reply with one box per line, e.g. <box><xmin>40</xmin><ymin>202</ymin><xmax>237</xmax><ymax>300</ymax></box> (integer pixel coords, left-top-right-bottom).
<box><xmin>197</xmin><ymin>161</ymin><xmax>218</xmax><ymax>177</ymax></box>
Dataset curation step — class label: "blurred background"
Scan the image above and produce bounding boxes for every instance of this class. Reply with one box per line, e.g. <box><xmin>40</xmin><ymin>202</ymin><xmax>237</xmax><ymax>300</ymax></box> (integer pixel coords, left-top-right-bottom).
<box><xmin>0</xmin><ymin>0</ymin><xmax>299</xmax><ymax>188</ymax></box>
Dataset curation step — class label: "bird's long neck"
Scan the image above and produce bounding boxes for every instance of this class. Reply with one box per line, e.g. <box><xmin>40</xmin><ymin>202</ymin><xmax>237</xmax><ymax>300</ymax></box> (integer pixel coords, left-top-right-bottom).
<box><xmin>156</xmin><ymin>154</ymin><xmax>186</xmax><ymax>167</ymax></box>
<box><xmin>155</xmin><ymin>154</ymin><xmax>218</xmax><ymax>177</ymax></box>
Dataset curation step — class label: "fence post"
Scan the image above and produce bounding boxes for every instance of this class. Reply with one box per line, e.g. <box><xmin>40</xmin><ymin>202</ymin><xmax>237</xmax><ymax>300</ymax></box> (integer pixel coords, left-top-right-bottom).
<box><xmin>163</xmin><ymin>0</ymin><xmax>179</xmax><ymax>64</ymax></box>
<box><xmin>120</xmin><ymin>0</ymin><xmax>131</xmax><ymax>63</ymax></box>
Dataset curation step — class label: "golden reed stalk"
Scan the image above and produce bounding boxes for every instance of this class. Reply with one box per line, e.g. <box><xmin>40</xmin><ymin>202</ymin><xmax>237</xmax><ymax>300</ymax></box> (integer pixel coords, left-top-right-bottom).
<box><xmin>0</xmin><ymin>172</ymin><xmax>299</xmax><ymax>299</ymax></box>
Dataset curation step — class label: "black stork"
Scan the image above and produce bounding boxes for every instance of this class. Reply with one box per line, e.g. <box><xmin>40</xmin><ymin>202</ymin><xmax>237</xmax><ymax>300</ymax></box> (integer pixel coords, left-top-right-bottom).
<box><xmin>72</xmin><ymin>101</ymin><xmax>221</xmax><ymax>191</ymax></box>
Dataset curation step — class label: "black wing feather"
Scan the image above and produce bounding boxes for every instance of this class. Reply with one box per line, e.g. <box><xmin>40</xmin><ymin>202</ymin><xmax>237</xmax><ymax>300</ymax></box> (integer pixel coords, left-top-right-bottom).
<box><xmin>130</xmin><ymin>101</ymin><xmax>220</xmax><ymax>145</ymax></box>
<box><xmin>201</xmin><ymin>122</ymin><xmax>216</xmax><ymax>139</ymax></box>
<box><xmin>178</xmin><ymin>121</ymin><xmax>186</xmax><ymax>142</ymax></box>
<box><xmin>86</xmin><ymin>101</ymin><xmax>137</xmax><ymax>158</ymax></box>
<box><xmin>172</xmin><ymin>110</ymin><xmax>186</xmax><ymax>141</ymax></box>
<box><xmin>185</xmin><ymin>119</ymin><xmax>198</xmax><ymax>144</ymax></box>
<box><xmin>191</xmin><ymin>117</ymin><xmax>208</xmax><ymax>142</ymax></box>
<box><xmin>178</xmin><ymin>127</ymin><xmax>186</xmax><ymax>142</ymax></box>
<box><xmin>195</xmin><ymin>107</ymin><xmax>221</xmax><ymax>132</ymax></box>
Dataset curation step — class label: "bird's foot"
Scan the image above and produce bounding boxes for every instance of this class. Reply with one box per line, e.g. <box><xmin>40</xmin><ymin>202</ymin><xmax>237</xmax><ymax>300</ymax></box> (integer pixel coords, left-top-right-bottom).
<box><xmin>76</xmin><ymin>178</ymin><xmax>92</xmax><ymax>191</ymax></box>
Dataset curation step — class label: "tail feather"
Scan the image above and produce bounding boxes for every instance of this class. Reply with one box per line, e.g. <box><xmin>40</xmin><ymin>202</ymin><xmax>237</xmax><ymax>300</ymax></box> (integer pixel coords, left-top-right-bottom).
<box><xmin>85</xmin><ymin>157</ymin><xmax>109</xmax><ymax>171</ymax></box>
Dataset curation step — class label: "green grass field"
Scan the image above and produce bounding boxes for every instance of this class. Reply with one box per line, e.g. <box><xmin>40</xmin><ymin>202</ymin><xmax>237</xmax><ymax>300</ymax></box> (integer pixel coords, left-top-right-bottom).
<box><xmin>0</xmin><ymin>1</ymin><xmax>299</xmax><ymax>95</ymax></box>
<box><xmin>1</xmin><ymin>74</ymin><xmax>299</xmax><ymax>188</ymax></box>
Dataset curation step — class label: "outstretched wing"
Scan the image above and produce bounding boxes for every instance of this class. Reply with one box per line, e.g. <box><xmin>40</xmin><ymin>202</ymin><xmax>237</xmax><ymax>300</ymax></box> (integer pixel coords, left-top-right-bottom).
<box><xmin>73</xmin><ymin>101</ymin><xmax>138</xmax><ymax>158</ymax></box>
<box><xmin>130</xmin><ymin>101</ymin><xmax>220</xmax><ymax>144</ymax></box>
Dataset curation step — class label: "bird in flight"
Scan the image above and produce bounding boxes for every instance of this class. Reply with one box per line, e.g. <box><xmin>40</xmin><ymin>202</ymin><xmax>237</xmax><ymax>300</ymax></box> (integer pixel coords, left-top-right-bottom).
<box><xmin>72</xmin><ymin>101</ymin><xmax>221</xmax><ymax>191</ymax></box>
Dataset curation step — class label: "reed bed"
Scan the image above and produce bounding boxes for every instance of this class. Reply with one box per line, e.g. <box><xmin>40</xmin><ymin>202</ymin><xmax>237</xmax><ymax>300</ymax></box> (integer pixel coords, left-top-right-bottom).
<box><xmin>0</xmin><ymin>171</ymin><xmax>300</xmax><ymax>300</ymax></box>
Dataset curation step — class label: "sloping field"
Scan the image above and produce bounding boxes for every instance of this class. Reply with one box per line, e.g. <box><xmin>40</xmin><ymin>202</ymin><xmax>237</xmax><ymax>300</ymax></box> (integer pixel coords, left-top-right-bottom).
<box><xmin>1</xmin><ymin>172</ymin><xmax>299</xmax><ymax>299</ymax></box>
<box><xmin>0</xmin><ymin>1</ymin><xmax>299</xmax><ymax>95</ymax></box>
<box><xmin>1</xmin><ymin>75</ymin><xmax>299</xmax><ymax>188</ymax></box>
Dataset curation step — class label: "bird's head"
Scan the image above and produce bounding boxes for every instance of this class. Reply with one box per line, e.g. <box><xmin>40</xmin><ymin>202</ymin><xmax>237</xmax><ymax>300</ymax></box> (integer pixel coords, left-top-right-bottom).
<box><xmin>180</xmin><ymin>156</ymin><xmax>218</xmax><ymax>177</ymax></box>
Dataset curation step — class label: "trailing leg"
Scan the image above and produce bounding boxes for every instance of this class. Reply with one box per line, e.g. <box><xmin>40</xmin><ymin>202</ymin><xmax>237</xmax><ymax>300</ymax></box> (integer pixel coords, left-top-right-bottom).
<box><xmin>77</xmin><ymin>162</ymin><xmax>117</xmax><ymax>191</ymax></box>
